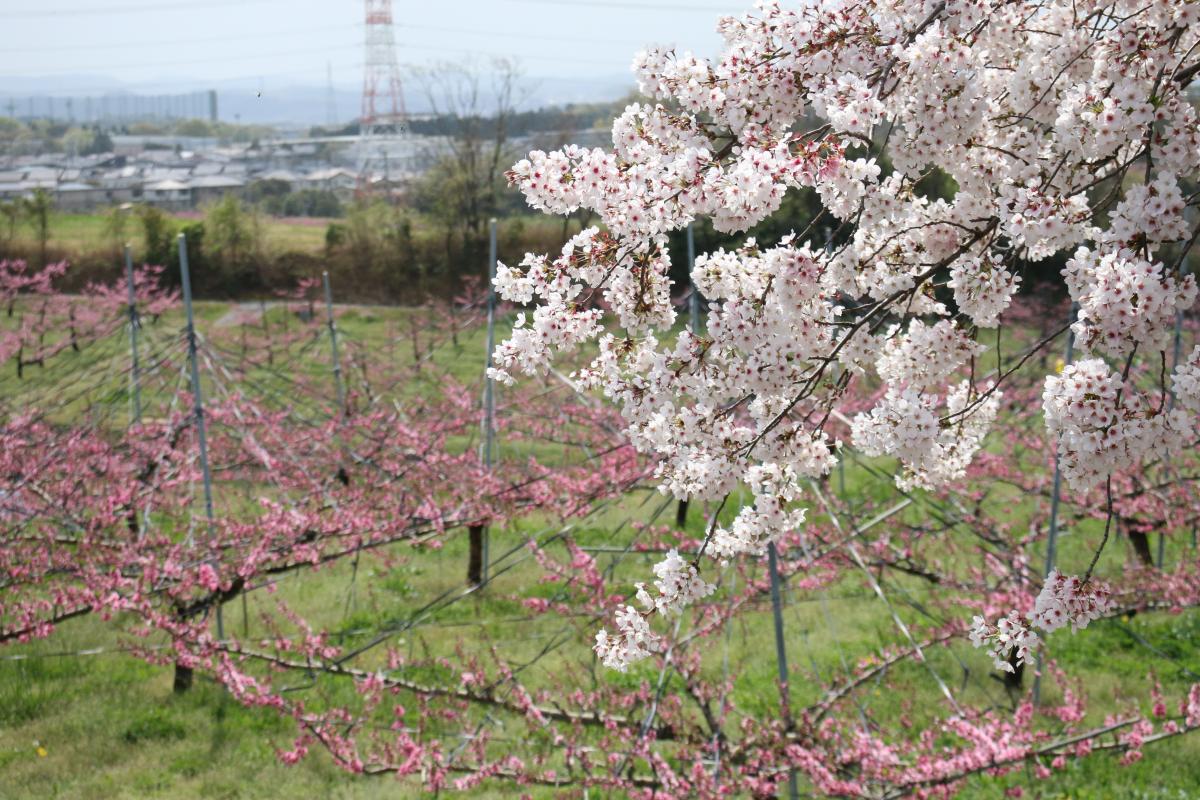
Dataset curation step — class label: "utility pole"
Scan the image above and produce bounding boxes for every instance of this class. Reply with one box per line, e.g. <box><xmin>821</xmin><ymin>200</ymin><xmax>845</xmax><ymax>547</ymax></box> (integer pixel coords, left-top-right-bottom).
<box><xmin>357</xmin><ymin>0</ymin><xmax>407</xmax><ymax>195</ymax></box>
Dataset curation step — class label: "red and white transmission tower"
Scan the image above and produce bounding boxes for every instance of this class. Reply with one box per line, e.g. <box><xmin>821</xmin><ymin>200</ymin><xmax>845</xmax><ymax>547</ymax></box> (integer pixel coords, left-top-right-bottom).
<box><xmin>358</xmin><ymin>0</ymin><xmax>407</xmax><ymax>194</ymax></box>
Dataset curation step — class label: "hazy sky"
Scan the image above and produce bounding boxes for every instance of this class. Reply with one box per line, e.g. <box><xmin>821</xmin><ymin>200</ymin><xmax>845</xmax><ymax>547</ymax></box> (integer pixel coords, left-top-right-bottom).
<box><xmin>0</xmin><ymin>0</ymin><xmax>750</xmax><ymax>92</ymax></box>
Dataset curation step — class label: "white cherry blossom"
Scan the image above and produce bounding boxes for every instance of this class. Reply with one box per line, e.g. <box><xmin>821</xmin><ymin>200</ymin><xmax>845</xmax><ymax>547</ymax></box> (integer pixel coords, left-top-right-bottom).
<box><xmin>486</xmin><ymin>0</ymin><xmax>1200</xmax><ymax>668</ymax></box>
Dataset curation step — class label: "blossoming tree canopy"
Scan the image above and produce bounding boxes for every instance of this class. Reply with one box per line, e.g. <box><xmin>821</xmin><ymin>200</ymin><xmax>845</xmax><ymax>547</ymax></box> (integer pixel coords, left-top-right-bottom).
<box><xmin>489</xmin><ymin>0</ymin><xmax>1200</xmax><ymax>670</ymax></box>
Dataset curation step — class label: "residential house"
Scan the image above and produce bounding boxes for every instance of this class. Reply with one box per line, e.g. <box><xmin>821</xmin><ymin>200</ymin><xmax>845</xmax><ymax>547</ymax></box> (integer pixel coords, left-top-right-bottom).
<box><xmin>143</xmin><ymin>179</ymin><xmax>191</xmax><ymax>210</ymax></box>
<box><xmin>188</xmin><ymin>174</ymin><xmax>246</xmax><ymax>206</ymax></box>
<box><xmin>55</xmin><ymin>182</ymin><xmax>108</xmax><ymax>211</ymax></box>
<box><xmin>257</xmin><ymin>168</ymin><xmax>301</xmax><ymax>189</ymax></box>
<box><xmin>96</xmin><ymin>166</ymin><xmax>144</xmax><ymax>204</ymax></box>
<box><xmin>302</xmin><ymin>167</ymin><xmax>357</xmax><ymax>200</ymax></box>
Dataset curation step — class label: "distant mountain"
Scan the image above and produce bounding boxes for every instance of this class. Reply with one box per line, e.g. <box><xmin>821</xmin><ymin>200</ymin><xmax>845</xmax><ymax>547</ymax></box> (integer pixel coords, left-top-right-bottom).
<box><xmin>0</xmin><ymin>73</ymin><xmax>637</xmax><ymax>126</ymax></box>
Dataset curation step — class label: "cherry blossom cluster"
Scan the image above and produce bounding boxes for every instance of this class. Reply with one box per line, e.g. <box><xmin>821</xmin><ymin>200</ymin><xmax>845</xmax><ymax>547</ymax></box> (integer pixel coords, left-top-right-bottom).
<box><xmin>852</xmin><ymin>381</ymin><xmax>1001</xmax><ymax>491</ymax></box>
<box><xmin>709</xmin><ymin>499</ymin><xmax>808</xmax><ymax>562</ymax></box>
<box><xmin>1001</xmin><ymin>188</ymin><xmax>1091</xmax><ymax>263</ymax></box>
<box><xmin>634</xmin><ymin>548</ymin><xmax>716</xmax><ymax>616</ymax></box>
<box><xmin>1028</xmin><ymin>570</ymin><xmax>1113</xmax><ymax>634</ymax></box>
<box><xmin>970</xmin><ymin>571</ymin><xmax>1112</xmax><ymax>670</ymax></box>
<box><xmin>1043</xmin><ymin>359</ymin><xmax>1189</xmax><ymax>491</ymax></box>
<box><xmin>969</xmin><ymin>611</ymin><xmax>1039</xmax><ymax>673</ymax></box>
<box><xmin>1107</xmin><ymin>174</ymin><xmax>1190</xmax><ymax>247</ymax></box>
<box><xmin>1175</xmin><ymin>345</ymin><xmax>1200</xmax><ymax>415</ymax></box>
<box><xmin>1063</xmin><ymin>247</ymin><xmax>1196</xmax><ymax>358</ymax></box>
<box><xmin>593</xmin><ymin>604</ymin><xmax>659</xmax><ymax>672</ymax></box>
<box><xmin>948</xmin><ymin>256</ymin><xmax>1021</xmax><ymax>329</ymax></box>
<box><xmin>875</xmin><ymin>320</ymin><xmax>983</xmax><ymax>389</ymax></box>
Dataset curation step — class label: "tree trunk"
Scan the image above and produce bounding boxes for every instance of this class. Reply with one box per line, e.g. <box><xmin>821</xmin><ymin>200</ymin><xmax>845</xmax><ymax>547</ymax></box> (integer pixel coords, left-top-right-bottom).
<box><xmin>260</xmin><ymin>300</ymin><xmax>273</xmax><ymax>366</ymax></box>
<box><xmin>467</xmin><ymin>524</ymin><xmax>485</xmax><ymax>586</ymax></box>
<box><xmin>69</xmin><ymin>306</ymin><xmax>79</xmax><ymax>353</ymax></box>
<box><xmin>173</xmin><ymin>663</ymin><xmax>194</xmax><ymax>693</ymax></box>
<box><xmin>1128</xmin><ymin>529</ymin><xmax>1155</xmax><ymax>567</ymax></box>
<box><xmin>410</xmin><ymin>316</ymin><xmax>420</xmax><ymax>370</ymax></box>
<box><xmin>676</xmin><ymin>499</ymin><xmax>690</xmax><ymax>529</ymax></box>
<box><xmin>1003</xmin><ymin>649</ymin><xmax>1024</xmax><ymax>691</ymax></box>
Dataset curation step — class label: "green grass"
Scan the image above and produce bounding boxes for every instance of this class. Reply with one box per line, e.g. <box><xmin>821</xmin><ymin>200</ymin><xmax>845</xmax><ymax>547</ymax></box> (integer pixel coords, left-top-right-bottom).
<box><xmin>2</xmin><ymin>208</ymin><xmax>579</xmax><ymax>267</ymax></box>
<box><xmin>4</xmin><ymin>212</ymin><xmax>330</xmax><ymax>261</ymax></box>
<box><xmin>0</xmin><ymin>302</ymin><xmax>1198</xmax><ymax>798</ymax></box>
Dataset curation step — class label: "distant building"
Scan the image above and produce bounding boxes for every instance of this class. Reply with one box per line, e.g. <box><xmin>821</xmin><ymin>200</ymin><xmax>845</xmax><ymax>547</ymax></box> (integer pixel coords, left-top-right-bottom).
<box><xmin>0</xmin><ymin>126</ymin><xmax>516</xmax><ymax>212</ymax></box>
<box><xmin>0</xmin><ymin>179</ymin><xmax>55</xmax><ymax>202</ymax></box>
<box><xmin>143</xmin><ymin>179</ymin><xmax>192</xmax><ymax>211</ymax></box>
<box><xmin>257</xmin><ymin>169</ymin><xmax>302</xmax><ymax>189</ymax></box>
<box><xmin>302</xmin><ymin>168</ymin><xmax>357</xmax><ymax>199</ymax></box>
<box><xmin>54</xmin><ymin>182</ymin><xmax>108</xmax><ymax>211</ymax></box>
<box><xmin>188</xmin><ymin>175</ymin><xmax>245</xmax><ymax>206</ymax></box>
<box><xmin>95</xmin><ymin>166</ymin><xmax>144</xmax><ymax>205</ymax></box>
<box><xmin>111</xmin><ymin>135</ymin><xmax>220</xmax><ymax>156</ymax></box>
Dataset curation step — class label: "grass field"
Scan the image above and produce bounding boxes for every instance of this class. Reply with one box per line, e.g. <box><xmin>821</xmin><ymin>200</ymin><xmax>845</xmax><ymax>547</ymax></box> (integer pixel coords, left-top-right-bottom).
<box><xmin>1</xmin><ymin>300</ymin><xmax>1198</xmax><ymax>799</ymax></box>
<box><xmin>0</xmin><ymin>207</ymin><xmax>578</xmax><ymax>271</ymax></box>
<box><xmin>3</xmin><ymin>211</ymin><xmax>331</xmax><ymax>261</ymax></box>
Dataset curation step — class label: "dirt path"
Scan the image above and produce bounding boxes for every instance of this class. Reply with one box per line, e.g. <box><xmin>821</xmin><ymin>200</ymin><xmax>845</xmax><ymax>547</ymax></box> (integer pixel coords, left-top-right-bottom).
<box><xmin>213</xmin><ymin>301</ymin><xmax>280</xmax><ymax>328</ymax></box>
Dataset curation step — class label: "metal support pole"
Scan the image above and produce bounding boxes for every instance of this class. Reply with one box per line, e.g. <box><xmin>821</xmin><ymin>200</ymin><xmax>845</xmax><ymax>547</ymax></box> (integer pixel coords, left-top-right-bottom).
<box><xmin>482</xmin><ymin>218</ymin><xmax>498</xmax><ymax>581</ymax></box>
<box><xmin>178</xmin><ymin>233</ymin><xmax>223</xmax><ymax>639</ymax></box>
<box><xmin>1170</xmin><ymin>308</ymin><xmax>1186</xmax><ymax>410</ymax></box>
<box><xmin>677</xmin><ymin>223</ymin><xmax>700</xmax><ymax>529</ymax></box>
<box><xmin>124</xmin><ymin>243</ymin><xmax>141</xmax><ymax>425</ymax></box>
<box><xmin>470</xmin><ymin>219</ymin><xmax>499</xmax><ymax>587</ymax></box>
<box><xmin>1165</xmin><ymin>262</ymin><xmax>1192</xmax><ymax>562</ymax></box>
<box><xmin>322</xmin><ymin>271</ymin><xmax>346</xmax><ymax>414</ymax></box>
<box><xmin>766</xmin><ymin>542</ymin><xmax>798</xmax><ymax>799</ymax></box>
<box><xmin>485</xmin><ymin>219</ymin><xmax>498</xmax><ymax>469</ymax></box>
<box><xmin>1035</xmin><ymin>304</ymin><xmax>1076</xmax><ymax>704</ymax></box>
